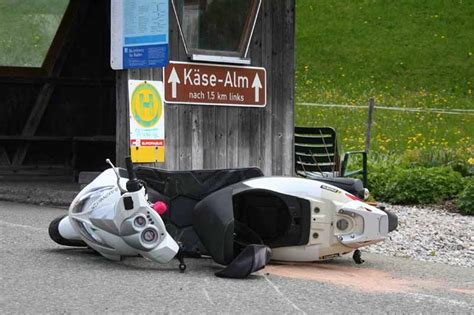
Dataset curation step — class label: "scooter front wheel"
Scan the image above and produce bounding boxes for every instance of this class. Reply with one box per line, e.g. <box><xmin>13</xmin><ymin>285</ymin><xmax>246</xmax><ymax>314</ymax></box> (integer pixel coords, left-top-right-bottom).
<box><xmin>49</xmin><ymin>215</ymin><xmax>87</xmax><ymax>247</ymax></box>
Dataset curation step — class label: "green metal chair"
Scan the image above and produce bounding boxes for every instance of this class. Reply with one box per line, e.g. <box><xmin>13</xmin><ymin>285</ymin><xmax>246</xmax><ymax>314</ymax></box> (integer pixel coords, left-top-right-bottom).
<box><xmin>294</xmin><ymin>126</ymin><xmax>367</xmax><ymax>186</ymax></box>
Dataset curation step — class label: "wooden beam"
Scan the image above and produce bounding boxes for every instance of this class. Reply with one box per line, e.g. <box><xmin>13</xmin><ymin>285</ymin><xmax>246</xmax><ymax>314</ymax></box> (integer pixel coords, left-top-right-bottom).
<box><xmin>73</xmin><ymin>136</ymin><xmax>115</xmax><ymax>142</ymax></box>
<box><xmin>11</xmin><ymin>83</ymin><xmax>55</xmax><ymax>165</ymax></box>
<box><xmin>0</xmin><ymin>76</ymin><xmax>114</xmax><ymax>86</ymax></box>
<box><xmin>1</xmin><ymin>135</ymin><xmax>114</xmax><ymax>142</ymax></box>
<box><xmin>0</xmin><ymin>165</ymin><xmax>72</xmax><ymax>177</ymax></box>
<box><xmin>0</xmin><ymin>146</ymin><xmax>10</xmax><ymax>166</ymax></box>
<box><xmin>0</xmin><ymin>135</ymin><xmax>71</xmax><ymax>141</ymax></box>
<box><xmin>0</xmin><ymin>67</ymin><xmax>46</xmax><ymax>77</ymax></box>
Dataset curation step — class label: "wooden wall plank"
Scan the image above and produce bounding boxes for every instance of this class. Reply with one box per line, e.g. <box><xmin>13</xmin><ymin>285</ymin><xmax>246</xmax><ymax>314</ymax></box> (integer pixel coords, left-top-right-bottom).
<box><xmin>178</xmin><ymin>106</ymin><xmax>193</xmax><ymax>169</ymax></box>
<box><xmin>237</xmin><ymin>108</ymin><xmax>250</xmax><ymax>167</ymax></box>
<box><xmin>260</xmin><ymin>0</ymin><xmax>274</xmax><ymax>175</ymax></box>
<box><xmin>191</xmin><ymin>108</ymin><xmax>204</xmax><ymax>169</ymax></box>
<box><xmin>163</xmin><ymin>8</ymin><xmax>182</xmax><ymax>171</ymax></box>
<box><xmin>115</xmin><ymin>71</ymin><xmax>129</xmax><ymax>167</ymax></box>
<box><xmin>282</xmin><ymin>0</ymin><xmax>296</xmax><ymax>175</ymax></box>
<box><xmin>202</xmin><ymin>106</ymin><xmax>216</xmax><ymax>169</ymax></box>
<box><xmin>226</xmin><ymin>107</ymin><xmax>239</xmax><ymax>168</ymax></box>
<box><xmin>174</xmin><ymin>10</ymin><xmax>193</xmax><ymax>171</ymax></box>
<box><xmin>214</xmin><ymin>108</ymin><xmax>227</xmax><ymax>168</ymax></box>
<box><xmin>150</xmin><ymin>67</ymin><xmax>166</xmax><ymax>169</ymax></box>
<box><xmin>271</xmin><ymin>0</ymin><xmax>284</xmax><ymax>176</ymax></box>
<box><xmin>248</xmin><ymin>6</ymin><xmax>264</xmax><ymax>169</ymax></box>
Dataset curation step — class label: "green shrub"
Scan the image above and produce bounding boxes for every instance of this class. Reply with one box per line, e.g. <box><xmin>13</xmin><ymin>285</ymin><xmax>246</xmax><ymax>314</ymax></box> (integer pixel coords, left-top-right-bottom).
<box><xmin>357</xmin><ymin>151</ymin><xmax>472</xmax><ymax>205</ymax></box>
<box><xmin>366</xmin><ymin>163</ymin><xmax>392</xmax><ymax>200</ymax></box>
<box><xmin>400</xmin><ymin>148</ymin><xmax>473</xmax><ymax>177</ymax></box>
<box><xmin>457</xmin><ymin>178</ymin><xmax>474</xmax><ymax>215</ymax></box>
<box><xmin>365</xmin><ymin>153</ymin><xmax>403</xmax><ymax>200</ymax></box>
<box><xmin>371</xmin><ymin>166</ymin><xmax>464</xmax><ymax>205</ymax></box>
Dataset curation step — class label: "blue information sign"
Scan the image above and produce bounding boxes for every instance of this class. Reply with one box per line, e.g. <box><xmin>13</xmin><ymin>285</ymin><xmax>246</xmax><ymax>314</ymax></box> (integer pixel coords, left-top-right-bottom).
<box><xmin>111</xmin><ymin>0</ymin><xmax>169</xmax><ymax>70</ymax></box>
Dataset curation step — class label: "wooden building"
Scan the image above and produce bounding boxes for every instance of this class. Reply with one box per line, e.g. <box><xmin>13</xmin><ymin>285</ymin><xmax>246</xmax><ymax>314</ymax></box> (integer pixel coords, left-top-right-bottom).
<box><xmin>0</xmin><ymin>0</ymin><xmax>295</xmax><ymax>180</ymax></box>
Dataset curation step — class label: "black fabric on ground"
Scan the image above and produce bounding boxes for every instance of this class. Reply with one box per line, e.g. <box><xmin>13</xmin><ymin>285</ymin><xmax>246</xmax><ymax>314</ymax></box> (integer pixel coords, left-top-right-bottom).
<box><xmin>215</xmin><ymin>245</ymin><xmax>272</xmax><ymax>279</ymax></box>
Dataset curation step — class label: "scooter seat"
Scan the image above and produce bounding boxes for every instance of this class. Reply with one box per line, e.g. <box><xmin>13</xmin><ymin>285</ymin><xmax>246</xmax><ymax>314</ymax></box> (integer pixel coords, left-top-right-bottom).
<box><xmin>135</xmin><ymin>167</ymin><xmax>264</xmax><ymax>254</ymax></box>
<box><xmin>136</xmin><ymin>167</ymin><xmax>263</xmax><ymax>200</ymax></box>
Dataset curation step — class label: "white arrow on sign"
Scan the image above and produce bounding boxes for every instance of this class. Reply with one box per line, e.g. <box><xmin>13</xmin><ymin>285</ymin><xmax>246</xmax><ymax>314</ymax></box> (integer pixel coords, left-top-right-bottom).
<box><xmin>252</xmin><ymin>73</ymin><xmax>262</xmax><ymax>103</ymax></box>
<box><xmin>168</xmin><ymin>67</ymin><xmax>180</xmax><ymax>99</ymax></box>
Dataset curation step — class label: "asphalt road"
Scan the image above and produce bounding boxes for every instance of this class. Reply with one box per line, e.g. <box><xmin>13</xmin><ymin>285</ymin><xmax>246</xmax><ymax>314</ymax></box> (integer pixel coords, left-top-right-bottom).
<box><xmin>1</xmin><ymin>201</ymin><xmax>473</xmax><ymax>314</ymax></box>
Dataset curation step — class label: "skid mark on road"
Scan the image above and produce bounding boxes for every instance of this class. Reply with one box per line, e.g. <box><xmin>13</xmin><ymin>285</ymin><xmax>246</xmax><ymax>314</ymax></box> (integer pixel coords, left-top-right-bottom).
<box><xmin>0</xmin><ymin>220</ymin><xmax>45</xmax><ymax>232</ymax></box>
<box><xmin>265</xmin><ymin>263</ymin><xmax>453</xmax><ymax>294</ymax></box>
<box><xmin>451</xmin><ymin>288</ymin><xmax>474</xmax><ymax>295</ymax></box>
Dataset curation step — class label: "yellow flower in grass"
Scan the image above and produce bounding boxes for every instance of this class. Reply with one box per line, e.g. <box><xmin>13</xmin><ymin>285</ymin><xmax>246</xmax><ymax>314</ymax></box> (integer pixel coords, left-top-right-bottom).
<box><xmin>468</xmin><ymin>157</ymin><xmax>474</xmax><ymax>165</ymax></box>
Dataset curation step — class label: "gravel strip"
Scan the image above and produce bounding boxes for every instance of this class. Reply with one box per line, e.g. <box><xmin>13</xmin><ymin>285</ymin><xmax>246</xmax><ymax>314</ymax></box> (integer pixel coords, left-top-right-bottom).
<box><xmin>364</xmin><ymin>205</ymin><xmax>473</xmax><ymax>268</ymax></box>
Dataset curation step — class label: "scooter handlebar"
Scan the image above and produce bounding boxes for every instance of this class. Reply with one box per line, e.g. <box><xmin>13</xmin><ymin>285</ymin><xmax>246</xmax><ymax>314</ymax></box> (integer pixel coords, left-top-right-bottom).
<box><xmin>125</xmin><ymin>156</ymin><xmax>141</xmax><ymax>192</ymax></box>
<box><xmin>125</xmin><ymin>156</ymin><xmax>137</xmax><ymax>181</ymax></box>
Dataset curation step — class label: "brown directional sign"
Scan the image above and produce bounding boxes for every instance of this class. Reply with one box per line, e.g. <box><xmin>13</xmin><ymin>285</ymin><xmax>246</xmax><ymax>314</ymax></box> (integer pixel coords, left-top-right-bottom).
<box><xmin>163</xmin><ymin>61</ymin><xmax>266</xmax><ymax>107</ymax></box>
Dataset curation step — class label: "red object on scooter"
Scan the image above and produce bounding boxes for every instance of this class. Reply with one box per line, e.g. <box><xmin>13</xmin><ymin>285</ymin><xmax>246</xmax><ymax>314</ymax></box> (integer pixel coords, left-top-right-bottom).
<box><xmin>152</xmin><ymin>201</ymin><xmax>168</xmax><ymax>216</ymax></box>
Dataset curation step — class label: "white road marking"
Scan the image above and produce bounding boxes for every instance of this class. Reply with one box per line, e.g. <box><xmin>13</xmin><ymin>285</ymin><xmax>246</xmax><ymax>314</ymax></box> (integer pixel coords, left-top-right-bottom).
<box><xmin>405</xmin><ymin>292</ymin><xmax>471</xmax><ymax>308</ymax></box>
<box><xmin>263</xmin><ymin>274</ymin><xmax>306</xmax><ymax>314</ymax></box>
<box><xmin>202</xmin><ymin>287</ymin><xmax>215</xmax><ymax>306</ymax></box>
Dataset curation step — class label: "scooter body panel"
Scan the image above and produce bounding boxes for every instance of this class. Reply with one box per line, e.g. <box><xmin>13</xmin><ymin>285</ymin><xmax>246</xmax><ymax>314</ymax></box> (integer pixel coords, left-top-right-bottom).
<box><xmin>194</xmin><ymin>176</ymin><xmax>390</xmax><ymax>262</ymax></box>
<box><xmin>64</xmin><ymin>168</ymin><xmax>179</xmax><ymax>264</ymax></box>
<box><xmin>245</xmin><ymin>177</ymin><xmax>389</xmax><ymax>261</ymax></box>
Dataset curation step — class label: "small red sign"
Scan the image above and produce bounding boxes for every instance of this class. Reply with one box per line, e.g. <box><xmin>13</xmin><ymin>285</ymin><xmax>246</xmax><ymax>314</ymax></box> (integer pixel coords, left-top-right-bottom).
<box><xmin>163</xmin><ymin>61</ymin><xmax>266</xmax><ymax>107</ymax></box>
<box><xmin>131</xmin><ymin>139</ymin><xmax>165</xmax><ymax>147</ymax></box>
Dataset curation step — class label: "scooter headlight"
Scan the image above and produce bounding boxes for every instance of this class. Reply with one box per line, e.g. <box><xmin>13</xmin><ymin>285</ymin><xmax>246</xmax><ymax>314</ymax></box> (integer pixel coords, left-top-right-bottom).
<box><xmin>133</xmin><ymin>215</ymin><xmax>147</xmax><ymax>229</ymax></box>
<box><xmin>142</xmin><ymin>229</ymin><xmax>157</xmax><ymax>242</ymax></box>
<box><xmin>141</xmin><ymin>226</ymin><xmax>160</xmax><ymax>248</ymax></box>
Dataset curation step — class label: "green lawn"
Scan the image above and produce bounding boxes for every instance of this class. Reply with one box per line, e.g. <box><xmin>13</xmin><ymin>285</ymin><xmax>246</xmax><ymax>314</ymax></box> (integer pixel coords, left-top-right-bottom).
<box><xmin>295</xmin><ymin>0</ymin><xmax>473</xmax><ymax>154</ymax></box>
<box><xmin>296</xmin><ymin>105</ymin><xmax>473</xmax><ymax>153</ymax></box>
<box><xmin>295</xmin><ymin>0</ymin><xmax>473</xmax><ymax>109</ymax></box>
<box><xmin>0</xmin><ymin>0</ymin><xmax>68</xmax><ymax>67</ymax></box>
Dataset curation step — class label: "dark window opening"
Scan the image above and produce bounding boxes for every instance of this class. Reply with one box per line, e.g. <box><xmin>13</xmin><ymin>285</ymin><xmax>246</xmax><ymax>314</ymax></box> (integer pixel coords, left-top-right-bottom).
<box><xmin>172</xmin><ymin>0</ymin><xmax>261</xmax><ymax>63</ymax></box>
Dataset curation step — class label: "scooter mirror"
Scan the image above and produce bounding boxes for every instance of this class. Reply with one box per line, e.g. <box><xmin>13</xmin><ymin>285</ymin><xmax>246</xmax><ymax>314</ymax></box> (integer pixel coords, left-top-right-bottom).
<box><xmin>105</xmin><ymin>158</ymin><xmax>126</xmax><ymax>194</ymax></box>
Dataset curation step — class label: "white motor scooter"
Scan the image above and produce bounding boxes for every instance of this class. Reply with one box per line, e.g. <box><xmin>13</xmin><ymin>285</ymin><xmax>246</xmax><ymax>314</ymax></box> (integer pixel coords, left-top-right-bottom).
<box><xmin>49</xmin><ymin>157</ymin><xmax>186</xmax><ymax>271</ymax></box>
<box><xmin>50</xmin><ymin>158</ymin><xmax>397</xmax><ymax>278</ymax></box>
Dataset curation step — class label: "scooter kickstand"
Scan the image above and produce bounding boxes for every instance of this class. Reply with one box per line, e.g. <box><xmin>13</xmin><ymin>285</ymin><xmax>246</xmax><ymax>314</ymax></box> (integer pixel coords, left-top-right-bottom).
<box><xmin>353</xmin><ymin>249</ymin><xmax>364</xmax><ymax>264</ymax></box>
<box><xmin>176</xmin><ymin>246</ymin><xmax>186</xmax><ymax>272</ymax></box>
